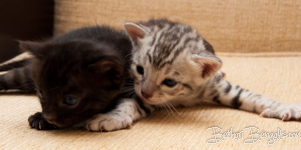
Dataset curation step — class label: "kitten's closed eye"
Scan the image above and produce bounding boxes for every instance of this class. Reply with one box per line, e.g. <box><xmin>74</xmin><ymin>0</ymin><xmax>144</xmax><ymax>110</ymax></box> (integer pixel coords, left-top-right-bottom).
<box><xmin>63</xmin><ymin>96</ymin><xmax>79</xmax><ymax>106</ymax></box>
<box><xmin>136</xmin><ymin>65</ymin><xmax>144</xmax><ymax>75</ymax></box>
<box><xmin>162</xmin><ymin>79</ymin><xmax>177</xmax><ymax>87</ymax></box>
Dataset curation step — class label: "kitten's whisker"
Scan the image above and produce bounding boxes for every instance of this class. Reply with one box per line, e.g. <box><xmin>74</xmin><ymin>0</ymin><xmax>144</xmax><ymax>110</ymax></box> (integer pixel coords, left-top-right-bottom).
<box><xmin>119</xmin><ymin>88</ymin><xmax>135</xmax><ymax>94</ymax></box>
<box><xmin>125</xmin><ymin>91</ymin><xmax>135</xmax><ymax>98</ymax></box>
<box><xmin>124</xmin><ymin>53</ymin><xmax>132</xmax><ymax>59</ymax></box>
<box><xmin>164</xmin><ymin>102</ymin><xmax>175</xmax><ymax>117</ymax></box>
<box><xmin>167</xmin><ymin>102</ymin><xmax>180</xmax><ymax>115</ymax></box>
<box><xmin>125</xmin><ymin>59</ymin><xmax>133</xmax><ymax>63</ymax></box>
<box><xmin>120</xmin><ymin>89</ymin><xmax>133</xmax><ymax>93</ymax></box>
<box><xmin>121</xmin><ymin>86</ymin><xmax>134</xmax><ymax>90</ymax></box>
<box><xmin>163</xmin><ymin>103</ymin><xmax>172</xmax><ymax>116</ymax></box>
<box><xmin>125</xmin><ymin>92</ymin><xmax>134</xmax><ymax>98</ymax></box>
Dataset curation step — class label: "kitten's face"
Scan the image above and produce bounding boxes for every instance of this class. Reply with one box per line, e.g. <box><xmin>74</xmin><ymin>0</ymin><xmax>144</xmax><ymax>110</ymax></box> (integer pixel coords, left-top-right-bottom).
<box><xmin>21</xmin><ymin>41</ymin><xmax>124</xmax><ymax>128</ymax></box>
<box><xmin>124</xmin><ymin>19</ymin><xmax>222</xmax><ymax>105</ymax></box>
<box><xmin>131</xmin><ymin>52</ymin><xmax>201</xmax><ymax>104</ymax></box>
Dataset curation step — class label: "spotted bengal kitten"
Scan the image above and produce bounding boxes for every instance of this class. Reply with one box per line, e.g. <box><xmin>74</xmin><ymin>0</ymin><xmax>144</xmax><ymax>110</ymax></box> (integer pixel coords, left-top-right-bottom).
<box><xmin>85</xmin><ymin>19</ymin><xmax>301</xmax><ymax>131</ymax></box>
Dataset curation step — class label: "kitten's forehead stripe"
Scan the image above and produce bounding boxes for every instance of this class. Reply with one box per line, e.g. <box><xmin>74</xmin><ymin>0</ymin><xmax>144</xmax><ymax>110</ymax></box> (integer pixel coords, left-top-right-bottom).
<box><xmin>140</xmin><ymin>19</ymin><xmax>206</xmax><ymax>71</ymax></box>
<box><xmin>148</xmin><ymin>24</ymin><xmax>197</xmax><ymax>69</ymax></box>
<box><xmin>203</xmin><ymin>39</ymin><xmax>214</xmax><ymax>54</ymax></box>
<box><xmin>147</xmin><ymin>53</ymin><xmax>152</xmax><ymax>64</ymax></box>
<box><xmin>164</xmin><ymin>67</ymin><xmax>171</xmax><ymax>75</ymax></box>
<box><xmin>150</xmin><ymin>30</ymin><xmax>160</xmax><ymax>46</ymax></box>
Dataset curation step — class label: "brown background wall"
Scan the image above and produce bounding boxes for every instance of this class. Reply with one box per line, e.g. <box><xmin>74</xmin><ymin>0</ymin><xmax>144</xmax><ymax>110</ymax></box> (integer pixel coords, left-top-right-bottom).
<box><xmin>54</xmin><ymin>0</ymin><xmax>301</xmax><ymax>53</ymax></box>
<box><xmin>0</xmin><ymin>0</ymin><xmax>54</xmax><ymax>62</ymax></box>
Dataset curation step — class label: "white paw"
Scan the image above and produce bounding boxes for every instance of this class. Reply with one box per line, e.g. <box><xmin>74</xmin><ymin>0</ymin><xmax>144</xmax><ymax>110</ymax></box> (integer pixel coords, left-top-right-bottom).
<box><xmin>85</xmin><ymin>113</ymin><xmax>133</xmax><ymax>132</ymax></box>
<box><xmin>260</xmin><ymin>104</ymin><xmax>301</xmax><ymax>121</ymax></box>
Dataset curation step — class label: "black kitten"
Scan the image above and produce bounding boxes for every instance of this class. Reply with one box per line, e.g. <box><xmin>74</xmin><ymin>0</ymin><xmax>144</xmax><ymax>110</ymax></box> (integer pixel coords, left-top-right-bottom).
<box><xmin>0</xmin><ymin>26</ymin><xmax>132</xmax><ymax>130</ymax></box>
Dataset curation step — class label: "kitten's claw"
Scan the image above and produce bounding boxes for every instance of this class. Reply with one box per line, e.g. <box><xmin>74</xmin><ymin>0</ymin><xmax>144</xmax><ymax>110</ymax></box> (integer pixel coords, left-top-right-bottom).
<box><xmin>28</xmin><ymin>112</ymin><xmax>57</xmax><ymax>130</ymax></box>
<box><xmin>282</xmin><ymin>114</ymin><xmax>289</xmax><ymax>121</ymax></box>
<box><xmin>85</xmin><ymin>113</ymin><xmax>133</xmax><ymax>132</ymax></box>
<box><xmin>260</xmin><ymin>104</ymin><xmax>301</xmax><ymax>121</ymax></box>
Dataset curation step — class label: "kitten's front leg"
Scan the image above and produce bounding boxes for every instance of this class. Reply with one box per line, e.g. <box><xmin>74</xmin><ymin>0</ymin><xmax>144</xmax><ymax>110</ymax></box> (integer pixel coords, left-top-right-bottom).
<box><xmin>28</xmin><ymin>112</ymin><xmax>57</xmax><ymax>130</ymax></box>
<box><xmin>207</xmin><ymin>74</ymin><xmax>301</xmax><ymax>121</ymax></box>
<box><xmin>85</xmin><ymin>98</ymin><xmax>154</xmax><ymax>131</ymax></box>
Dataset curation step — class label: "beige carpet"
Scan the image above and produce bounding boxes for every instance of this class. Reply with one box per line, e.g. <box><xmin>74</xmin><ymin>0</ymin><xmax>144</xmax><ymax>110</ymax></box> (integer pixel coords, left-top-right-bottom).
<box><xmin>2</xmin><ymin>0</ymin><xmax>301</xmax><ymax>149</ymax></box>
<box><xmin>1</xmin><ymin>55</ymin><xmax>300</xmax><ymax>149</ymax></box>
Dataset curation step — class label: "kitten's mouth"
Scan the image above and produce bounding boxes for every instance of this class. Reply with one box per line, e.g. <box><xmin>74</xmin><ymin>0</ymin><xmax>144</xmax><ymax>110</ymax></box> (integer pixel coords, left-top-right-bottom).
<box><xmin>44</xmin><ymin>119</ymin><xmax>72</xmax><ymax>128</ymax></box>
<box><xmin>139</xmin><ymin>94</ymin><xmax>163</xmax><ymax>105</ymax></box>
<box><xmin>46</xmin><ymin>121</ymin><xmax>65</xmax><ymax>128</ymax></box>
<box><xmin>54</xmin><ymin>123</ymin><xmax>67</xmax><ymax>128</ymax></box>
<box><xmin>136</xmin><ymin>89</ymin><xmax>164</xmax><ymax>104</ymax></box>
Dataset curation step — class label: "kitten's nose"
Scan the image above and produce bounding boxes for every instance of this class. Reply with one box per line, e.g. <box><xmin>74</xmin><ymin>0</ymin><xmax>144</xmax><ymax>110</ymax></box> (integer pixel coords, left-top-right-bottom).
<box><xmin>141</xmin><ymin>91</ymin><xmax>153</xmax><ymax>98</ymax></box>
<box><xmin>43</xmin><ymin>113</ymin><xmax>56</xmax><ymax>123</ymax></box>
<box><xmin>141</xmin><ymin>81</ymin><xmax>156</xmax><ymax>99</ymax></box>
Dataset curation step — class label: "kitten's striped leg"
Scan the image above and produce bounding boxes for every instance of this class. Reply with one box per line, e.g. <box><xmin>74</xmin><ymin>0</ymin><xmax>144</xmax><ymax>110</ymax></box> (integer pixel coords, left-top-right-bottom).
<box><xmin>0</xmin><ymin>52</ymin><xmax>32</xmax><ymax>71</ymax></box>
<box><xmin>0</xmin><ymin>67</ymin><xmax>35</xmax><ymax>92</ymax></box>
<box><xmin>85</xmin><ymin>97</ymin><xmax>155</xmax><ymax>131</ymax></box>
<box><xmin>206</xmin><ymin>74</ymin><xmax>301</xmax><ymax>121</ymax></box>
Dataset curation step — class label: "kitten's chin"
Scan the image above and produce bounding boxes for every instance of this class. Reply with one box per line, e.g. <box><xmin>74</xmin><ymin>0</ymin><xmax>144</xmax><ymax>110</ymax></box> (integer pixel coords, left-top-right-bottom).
<box><xmin>139</xmin><ymin>95</ymin><xmax>164</xmax><ymax>105</ymax></box>
<box><xmin>47</xmin><ymin>120</ymin><xmax>72</xmax><ymax>128</ymax></box>
<box><xmin>135</xmin><ymin>89</ymin><xmax>165</xmax><ymax>105</ymax></box>
<box><xmin>56</xmin><ymin>123</ymin><xmax>69</xmax><ymax>128</ymax></box>
<box><xmin>145</xmin><ymin>100</ymin><xmax>162</xmax><ymax>105</ymax></box>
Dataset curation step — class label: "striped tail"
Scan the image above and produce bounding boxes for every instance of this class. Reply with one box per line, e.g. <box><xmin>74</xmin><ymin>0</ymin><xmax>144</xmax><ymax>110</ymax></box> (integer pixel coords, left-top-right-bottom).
<box><xmin>0</xmin><ymin>52</ymin><xmax>33</xmax><ymax>71</ymax></box>
<box><xmin>0</xmin><ymin>67</ymin><xmax>35</xmax><ymax>92</ymax></box>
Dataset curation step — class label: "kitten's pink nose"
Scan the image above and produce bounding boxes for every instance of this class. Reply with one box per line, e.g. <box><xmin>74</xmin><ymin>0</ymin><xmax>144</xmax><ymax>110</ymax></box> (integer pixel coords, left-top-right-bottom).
<box><xmin>141</xmin><ymin>81</ymin><xmax>156</xmax><ymax>99</ymax></box>
<box><xmin>141</xmin><ymin>91</ymin><xmax>153</xmax><ymax>98</ymax></box>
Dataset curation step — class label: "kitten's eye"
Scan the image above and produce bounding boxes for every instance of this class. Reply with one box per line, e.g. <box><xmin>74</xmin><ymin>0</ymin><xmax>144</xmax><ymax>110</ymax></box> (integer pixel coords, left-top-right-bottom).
<box><xmin>63</xmin><ymin>96</ymin><xmax>79</xmax><ymax>106</ymax></box>
<box><xmin>38</xmin><ymin>90</ymin><xmax>44</xmax><ymax>99</ymax></box>
<box><xmin>136</xmin><ymin>65</ymin><xmax>144</xmax><ymax>75</ymax></box>
<box><xmin>163</xmin><ymin>79</ymin><xmax>177</xmax><ymax>87</ymax></box>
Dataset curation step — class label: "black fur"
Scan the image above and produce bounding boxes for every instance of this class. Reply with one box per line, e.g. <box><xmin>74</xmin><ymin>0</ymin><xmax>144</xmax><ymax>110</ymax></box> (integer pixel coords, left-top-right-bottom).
<box><xmin>0</xmin><ymin>26</ymin><xmax>133</xmax><ymax>130</ymax></box>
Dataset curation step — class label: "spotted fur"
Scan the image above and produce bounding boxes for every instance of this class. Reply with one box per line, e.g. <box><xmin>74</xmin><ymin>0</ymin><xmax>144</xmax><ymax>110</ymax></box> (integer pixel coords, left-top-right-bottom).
<box><xmin>85</xmin><ymin>19</ymin><xmax>301</xmax><ymax>132</ymax></box>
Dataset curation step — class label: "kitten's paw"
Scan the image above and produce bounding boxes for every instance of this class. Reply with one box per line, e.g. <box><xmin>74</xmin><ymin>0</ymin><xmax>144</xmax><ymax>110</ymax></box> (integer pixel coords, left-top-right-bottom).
<box><xmin>28</xmin><ymin>112</ymin><xmax>57</xmax><ymax>130</ymax></box>
<box><xmin>260</xmin><ymin>104</ymin><xmax>301</xmax><ymax>121</ymax></box>
<box><xmin>85</xmin><ymin>113</ymin><xmax>132</xmax><ymax>132</ymax></box>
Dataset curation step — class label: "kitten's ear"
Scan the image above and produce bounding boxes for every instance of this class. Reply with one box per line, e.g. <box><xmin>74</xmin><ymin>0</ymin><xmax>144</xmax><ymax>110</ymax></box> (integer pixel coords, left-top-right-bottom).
<box><xmin>19</xmin><ymin>41</ymin><xmax>45</xmax><ymax>57</ymax></box>
<box><xmin>123</xmin><ymin>22</ymin><xmax>148</xmax><ymax>45</ymax></box>
<box><xmin>89</xmin><ymin>60</ymin><xmax>123</xmax><ymax>84</ymax></box>
<box><xmin>192</xmin><ymin>55</ymin><xmax>222</xmax><ymax>79</ymax></box>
